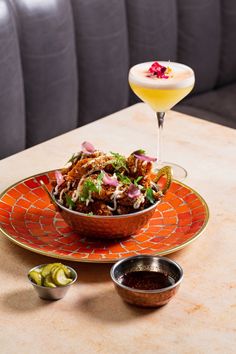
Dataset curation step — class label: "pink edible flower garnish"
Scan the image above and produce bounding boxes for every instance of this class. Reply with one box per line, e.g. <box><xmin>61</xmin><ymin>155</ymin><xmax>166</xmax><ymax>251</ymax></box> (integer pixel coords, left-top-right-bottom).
<box><xmin>148</xmin><ymin>61</ymin><xmax>170</xmax><ymax>79</ymax></box>
<box><xmin>102</xmin><ymin>172</ymin><xmax>119</xmax><ymax>187</ymax></box>
<box><xmin>55</xmin><ymin>170</ymin><xmax>64</xmax><ymax>187</ymax></box>
<box><xmin>81</xmin><ymin>141</ymin><xmax>95</xmax><ymax>154</ymax></box>
<box><xmin>134</xmin><ymin>153</ymin><xmax>157</xmax><ymax>162</ymax></box>
<box><xmin>127</xmin><ymin>184</ymin><xmax>141</xmax><ymax>199</ymax></box>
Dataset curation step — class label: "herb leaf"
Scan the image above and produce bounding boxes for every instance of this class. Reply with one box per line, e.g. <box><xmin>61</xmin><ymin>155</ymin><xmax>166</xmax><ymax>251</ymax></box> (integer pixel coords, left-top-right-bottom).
<box><xmin>67</xmin><ymin>153</ymin><xmax>79</xmax><ymax>165</ymax></box>
<box><xmin>146</xmin><ymin>188</ymin><xmax>155</xmax><ymax>204</ymax></box>
<box><xmin>80</xmin><ymin>180</ymin><xmax>98</xmax><ymax>202</ymax></box>
<box><xmin>134</xmin><ymin>176</ymin><xmax>143</xmax><ymax>187</ymax></box>
<box><xmin>117</xmin><ymin>173</ymin><xmax>131</xmax><ymax>185</ymax></box>
<box><xmin>132</xmin><ymin>149</ymin><xmax>146</xmax><ymax>155</ymax></box>
<box><xmin>65</xmin><ymin>194</ymin><xmax>76</xmax><ymax>209</ymax></box>
<box><xmin>110</xmin><ymin>152</ymin><xmax>128</xmax><ymax>172</ymax></box>
<box><xmin>96</xmin><ymin>172</ymin><xmax>104</xmax><ymax>193</ymax></box>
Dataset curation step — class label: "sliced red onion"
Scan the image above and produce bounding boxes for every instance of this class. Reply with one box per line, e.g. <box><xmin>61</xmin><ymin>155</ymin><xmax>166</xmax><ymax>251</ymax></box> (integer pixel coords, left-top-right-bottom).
<box><xmin>128</xmin><ymin>184</ymin><xmax>141</xmax><ymax>199</ymax></box>
<box><xmin>102</xmin><ymin>172</ymin><xmax>119</xmax><ymax>187</ymax></box>
<box><xmin>81</xmin><ymin>141</ymin><xmax>95</xmax><ymax>154</ymax></box>
<box><xmin>55</xmin><ymin>170</ymin><xmax>64</xmax><ymax>186</ymax></box>
<box><xmin>134</xmin><ymin>153</ymin><xmax>157</xmax><ymax>162</ymax></box>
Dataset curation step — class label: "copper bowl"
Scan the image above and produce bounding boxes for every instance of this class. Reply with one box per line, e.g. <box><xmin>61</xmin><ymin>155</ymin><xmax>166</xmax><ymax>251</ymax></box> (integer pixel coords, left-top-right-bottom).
<box><xmin>40</xmin><ymin>166</ymin><xmax>172</xmax><ymax>239</ymax></box>
<box><xmin>110</xmin><ymin>255</ymin><xmax>183</xmax><ymax>307</ymax></box>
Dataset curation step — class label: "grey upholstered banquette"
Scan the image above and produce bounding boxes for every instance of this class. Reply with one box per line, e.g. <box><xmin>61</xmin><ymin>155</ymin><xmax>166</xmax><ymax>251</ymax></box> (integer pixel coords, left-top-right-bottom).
<box><xmin>0</xmin><ymin>0</ymin><xmax>236</xmax><ymax>159</ymax></box>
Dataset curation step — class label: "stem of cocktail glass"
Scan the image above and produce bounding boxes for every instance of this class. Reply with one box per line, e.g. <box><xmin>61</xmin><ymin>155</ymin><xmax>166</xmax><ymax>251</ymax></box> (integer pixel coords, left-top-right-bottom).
<box><xmin>156</xmin><ymin>112</ymin><xmax>165</xmax><ymax>166</ymax></box>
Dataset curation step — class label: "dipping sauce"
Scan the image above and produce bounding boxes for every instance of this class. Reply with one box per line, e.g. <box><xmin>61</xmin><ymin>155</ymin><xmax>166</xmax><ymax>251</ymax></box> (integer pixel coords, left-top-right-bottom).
<box><xmin>119</xmin><ymin>271</ymin><xmax>175</xmax><ymax>290</ymax></box>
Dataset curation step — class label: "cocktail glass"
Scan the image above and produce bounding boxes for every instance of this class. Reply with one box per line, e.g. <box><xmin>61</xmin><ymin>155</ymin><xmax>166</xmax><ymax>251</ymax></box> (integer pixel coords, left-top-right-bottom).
<box><xmin>129</xmin><ymin>61</ymin><xmax>195</xmax><ymax>180</ymax></box>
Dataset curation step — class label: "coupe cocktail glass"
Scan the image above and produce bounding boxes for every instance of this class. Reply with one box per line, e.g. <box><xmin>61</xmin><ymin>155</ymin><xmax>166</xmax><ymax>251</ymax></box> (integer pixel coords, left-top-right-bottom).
<box><xmin>129</xmin><ymin>61</ymin><xmax>195</xmax><ymax>180</ymax></box>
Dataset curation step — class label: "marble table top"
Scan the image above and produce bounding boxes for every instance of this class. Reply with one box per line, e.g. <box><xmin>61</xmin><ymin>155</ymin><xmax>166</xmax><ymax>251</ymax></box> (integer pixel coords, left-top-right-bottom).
<box><xmin>0</xmin><ymin>103</ymin><xmax>235</xmax><ymax>353</ymax></box>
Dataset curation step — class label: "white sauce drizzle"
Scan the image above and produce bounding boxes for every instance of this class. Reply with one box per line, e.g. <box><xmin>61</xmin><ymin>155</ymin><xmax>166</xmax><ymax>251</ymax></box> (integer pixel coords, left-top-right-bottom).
<box><xmin>54</xmin><ymin>185</ymin><xmax>59</xmax><ymax>195</ymax></box>
<box><xmin>133</xmin><ymin>194</ymin><xmax>145</xmax><ymax>209</ymax></box>
<box><xmin>107</xmin><ymin>199</ymin><xmax>117</xmax><ymax>212</ymax></box>
<box><xmin>108</xmin><ymin>185</ymin><xmax>123</xmax><ymax>211</ymax></box>
<box><xmin>134</xmin><ymin>158</ymin><xmax>139</xmax><ymax>173</ymax></box>
<box><xmin>151</xmin><ymin>181</ymin><xmax>159</xmax><ymax>191</ymax></box>
<box><xmin>82</xmin><ymin>158</ymin><xmax>96</xmax><ymax>169</ymax></box>
<box><xmin>85</xmin><ymin>191</ymin><xmax>94</xmax><ymax>206</ymax></box>
<box><xmin>58</xmin><ymin>181</ymin><xmax>71</xmax><ymax>204</ymax></box>
<box><xmin>71</xmin><ymin>186</ymin><xmax>80</xmax><ymax>203</ymax></box>
<box><xmin>82</xmin><ymin>155</ymin><xmax>107</xmax><ymax>169</ymax></box>
<box><xmin>70</xmin><ymin>175</ymin><xmax>89</xmax><ymax>203</ymax></box>
<box><xmin>59</xmin><ymin>189</ymin><xmax>66</xmax><ymax>204</ymax></box>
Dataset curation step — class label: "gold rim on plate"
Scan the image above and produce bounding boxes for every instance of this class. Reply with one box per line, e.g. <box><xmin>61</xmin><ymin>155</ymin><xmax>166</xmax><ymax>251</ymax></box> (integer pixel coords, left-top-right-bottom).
<box><xmin>0</xmin><ymin>171</ymin><xmax>209</xmax><ymax>263</ymax></box>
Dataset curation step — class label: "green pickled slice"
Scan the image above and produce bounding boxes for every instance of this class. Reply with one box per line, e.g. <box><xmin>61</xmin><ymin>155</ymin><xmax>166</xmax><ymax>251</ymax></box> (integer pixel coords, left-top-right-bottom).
<box><xmin>29</xmin><ymin>271</ymin><xmax>42</xmax><ymax>286</ymax></box>
<box><xmin>61</xmin><ymin>265</ymin><xmax>71</xmax><ymax>278</ymax></box>
<box><xmin>34</xmin><ymin>267</ymin><xmax>43</xmax><ymax>273</ymax></box>
<box><xmin>41</xmin><ymin>263</ymin><xmax>62</xmax><ymax>278</ymax></box>
<box><xmin>54</xmin><ymin>268</ymin><xmax>73</xmax><ymax>286</ymax></box>
<box><xmin>43</xmin><ymin>275</ymin><xmax>57</xmax><ymax>288</ymax></box>
<box><xmin>51</xmin><ymin>265</ymin><xmax>63</xmax><ymax>283</ymax></box>
<box><xmin>30</xmin><ymin>263</ymin><xmax>74</xmax><ymax>288</ymax></box>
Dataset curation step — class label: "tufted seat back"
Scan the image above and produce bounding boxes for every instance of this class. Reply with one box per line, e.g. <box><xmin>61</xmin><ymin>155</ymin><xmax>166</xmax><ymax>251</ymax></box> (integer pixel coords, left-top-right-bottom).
<box><xmin>0</xmin><ymin>0</ymin><xmax>236</xmax><ymax>159</ymax></box>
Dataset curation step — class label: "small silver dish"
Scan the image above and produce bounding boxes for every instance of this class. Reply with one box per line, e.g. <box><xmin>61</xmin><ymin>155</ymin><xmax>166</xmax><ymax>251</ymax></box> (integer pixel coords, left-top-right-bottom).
<box><xmin>110</xmin><ymin>255</ymin><xmax>183</xmax><ymax>307</ymax></box>
<box><xmin>28</xmin><ymin>264</ymin><xmax>77</xmax><ymax>300</ymax></box>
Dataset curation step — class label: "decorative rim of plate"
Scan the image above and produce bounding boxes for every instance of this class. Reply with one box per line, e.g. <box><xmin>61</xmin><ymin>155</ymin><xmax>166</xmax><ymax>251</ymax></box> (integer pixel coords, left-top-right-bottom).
<box><xmin>0</xmin><ymin>171</ymin><xmax>209</xmax><ymax>263</ymax></box>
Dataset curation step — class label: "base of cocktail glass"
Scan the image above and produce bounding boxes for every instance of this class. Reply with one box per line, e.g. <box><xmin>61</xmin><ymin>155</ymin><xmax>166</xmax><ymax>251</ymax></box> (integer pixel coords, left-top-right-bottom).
<box><xmin>155</xmin><ymin>162</ymin><xmax>187</xmax><ymax>181</ymax></box>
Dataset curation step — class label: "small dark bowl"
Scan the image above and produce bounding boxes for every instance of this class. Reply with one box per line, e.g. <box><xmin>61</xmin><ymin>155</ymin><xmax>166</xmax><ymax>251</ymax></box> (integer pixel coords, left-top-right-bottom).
<box><xmin>110</xmin><ymin>255</ymin><xmax>183</xmax><ymax>307</ymax></box>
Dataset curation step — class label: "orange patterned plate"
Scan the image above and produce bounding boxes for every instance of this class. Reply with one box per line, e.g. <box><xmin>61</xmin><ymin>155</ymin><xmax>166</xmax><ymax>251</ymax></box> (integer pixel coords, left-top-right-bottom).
<box><xmin>0</xmin><ymin>171</ymin><xmax>209</xmax><ymax>263</ymax></box>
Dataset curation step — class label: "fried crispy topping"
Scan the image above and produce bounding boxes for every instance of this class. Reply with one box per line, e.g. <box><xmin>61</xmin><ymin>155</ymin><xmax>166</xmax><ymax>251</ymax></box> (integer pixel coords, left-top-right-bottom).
<box><xmin>53</xmin><ymin>142</ymin><xmax>162</xmax><ymax>215</ymax></box>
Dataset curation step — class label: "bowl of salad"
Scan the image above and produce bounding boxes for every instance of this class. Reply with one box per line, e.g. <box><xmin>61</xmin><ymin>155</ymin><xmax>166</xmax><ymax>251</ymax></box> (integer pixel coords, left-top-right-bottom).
<box><xmin>41</xmin><ymin>142</ymin><xmax>172</xmax><ymax>239</ymax></box>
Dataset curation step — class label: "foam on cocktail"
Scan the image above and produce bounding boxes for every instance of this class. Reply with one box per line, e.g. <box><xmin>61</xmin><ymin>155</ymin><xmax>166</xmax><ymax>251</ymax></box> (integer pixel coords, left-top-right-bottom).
<box><xmin>129</xmin><ymin>61</ymin><xmax>195</xmax><ymax>112</ymax></box>
<box><xmin>129</xmin><ymin>62</ymin><xmax>194</xmax><ymax>90</ymax></box>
